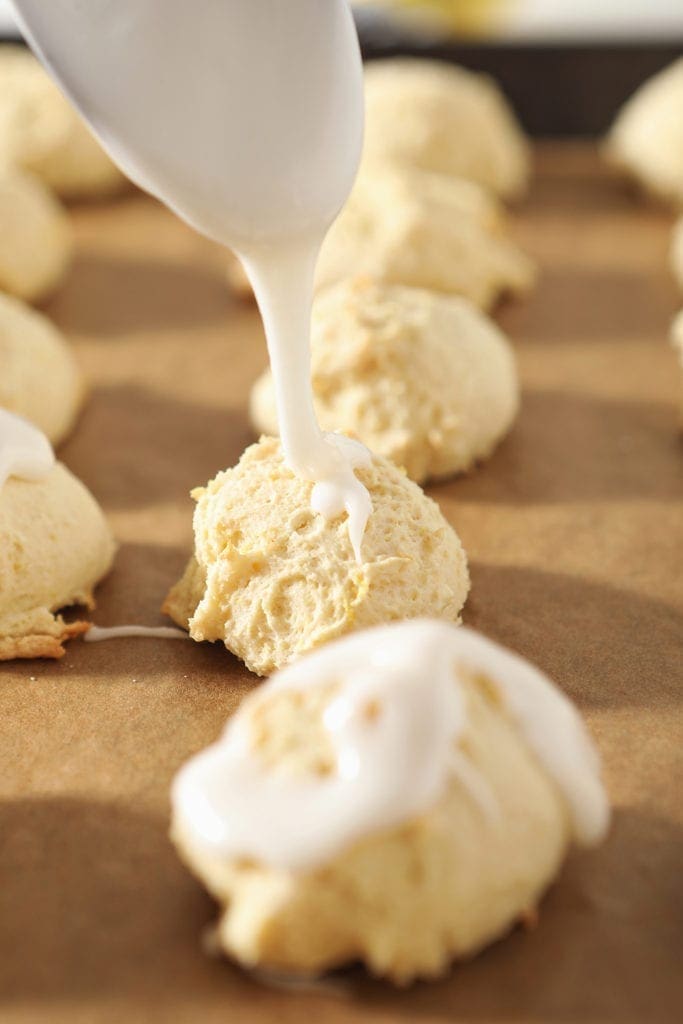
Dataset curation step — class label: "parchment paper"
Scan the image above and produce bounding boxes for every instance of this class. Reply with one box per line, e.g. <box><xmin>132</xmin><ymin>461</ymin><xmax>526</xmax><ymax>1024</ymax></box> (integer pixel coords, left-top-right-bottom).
<box><xmin>1</xmin><ymin>144</ymin><xmax>681</xmax><ymax>1023</ymax></box>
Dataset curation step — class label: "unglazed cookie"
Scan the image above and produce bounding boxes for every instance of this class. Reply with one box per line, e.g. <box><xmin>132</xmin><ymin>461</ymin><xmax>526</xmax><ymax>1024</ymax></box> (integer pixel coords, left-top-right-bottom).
<box><xmin>226</xmin><ymin>161</ymin><xmax>519</xmax><ymax>302</ymax></box>
<box><xmin>0</xmin><ymin>460</ymin><xmax>116</xmax><ymax>660</ymax></box>
<box><xmin>250</xmin><ymin>280</ymin><xmax>519</xmax><ymax>483</ymax></box>
<box><xmin>671</xmin><ymin>219</ymin><xmax>683</xmax><ymax>289</ymax></box>
<box><xmin>171</xmin><ymin>620</ymin><xmax>609</xmax><ymax>983</ymax></box>
<box><xmin>606</xmin><ymin>58</ymin><xmax>683</xmax><ymax>206</ymax></box>
<box><xmin>0</xmin><ymin>170</ymin><xmax>72</xmax><ymax>302</ymax></box>
<box><xmin>0</xmin><ymin>292</ymin><xmax>85</xmax><ymax>445</ymax></box>
<box><xmin>363</xmin><ymin>59</ymin><xmax>531</xmax><ymax>199</ymax></box>
<box><xmin>313</xmin><ymin>161</ymin><xmax>535</xmax><ymax>308</ymax></box>
<box><xmin>163</xmin><ymin>437</ymin><xmax>469</xmax><ymax>675</ymax></box>
<box><xmin>0</xmin><ymin>46</ymin><xmax>127</xmax><ymax>199</ymax></box>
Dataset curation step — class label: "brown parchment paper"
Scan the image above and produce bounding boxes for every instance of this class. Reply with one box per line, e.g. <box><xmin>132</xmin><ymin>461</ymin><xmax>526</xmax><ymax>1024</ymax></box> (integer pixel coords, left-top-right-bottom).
<box><xmin>1</xmin><ymin>144</ymin><xmax>682</xmax><ymax>1024</ymax></box>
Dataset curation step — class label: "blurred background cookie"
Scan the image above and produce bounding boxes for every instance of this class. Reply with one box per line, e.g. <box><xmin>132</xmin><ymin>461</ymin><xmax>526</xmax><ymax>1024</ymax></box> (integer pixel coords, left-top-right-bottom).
<box><xmin>362</xmin><ymin>58</ymin><xmax>531</xmax><ymax>199</ymax></box>
<box><xmin>250</xmin><ymin>279</ymin><xmax>519</xmax><ymax>483</ymax></box>
<box><xmin>0</xmin><ymin>291</ymin><xmax>84</xmax><ymax>445</ymax></box>
<box><xmin>605</xmin><ymin>58</ymin><xmax>683</xmax><ymax>206</ymax></box>
<box><xmin>0</xmin><ymin>45</ymin><xmax>127</xmax><ymax>199</ymax></box>
<box><xmin>0</xmin><ymin>169</ymin><xmax>72</xmax><ymax>302</ymax></box>
<box><xmin>315</xmin><ymin>160</ymin><xmax>535</xmax><ymax>306</ymax></box>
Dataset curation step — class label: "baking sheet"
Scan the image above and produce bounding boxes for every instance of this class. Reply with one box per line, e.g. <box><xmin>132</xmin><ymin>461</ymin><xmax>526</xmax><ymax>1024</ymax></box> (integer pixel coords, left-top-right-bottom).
<box><xmin>1</xmin><ymin>144</ymin><xmax>682</xmax><ymax>1023</ymax></box>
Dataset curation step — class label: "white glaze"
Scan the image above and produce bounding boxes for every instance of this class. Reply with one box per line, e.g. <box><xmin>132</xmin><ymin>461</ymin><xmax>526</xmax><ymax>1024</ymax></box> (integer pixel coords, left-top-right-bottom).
<box><xmin>85</xmin><ymin>625</ymin><xmax>188</xmax><ymax>643</ymax></box>
<box><xmin>242</xmin><ymin>241</ymin><xmax>373</xmax><ymax>562</ymax></box>
<box><xmin>0</xmin><ymin>409</ymin><xmax>55</xmax><ymax>491</ymax></box>
<box><xmin>13</xmin><ymin>0</ymin><xmax>373</xmax><ymax>559</ymax></box>
<box><xmin>172</xmin><ymin>621</ymin><xmax>610</xmax><ymax>872</ymax></box>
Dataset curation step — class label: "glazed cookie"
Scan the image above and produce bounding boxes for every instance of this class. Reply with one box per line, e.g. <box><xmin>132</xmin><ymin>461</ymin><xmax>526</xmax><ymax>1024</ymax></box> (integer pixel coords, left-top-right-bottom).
<box><xmin>0</xmin><ymin>170</ymin><xmax>72</xmax><ymax>303</ymax></box>
<box><xmin>163</xmin><ymin>437</ymin><xmax>469</xmax><ymax>675</ymax></box>
<box><xmin>362</xmin><ymin>59</ymin><xmax>531</xmax><ymax>199</ymax></box>
<box><xmin>0</xmin><ymin>292</ymin><xmax>85</xmax><ymax>446</ymax></box>
<box><xmin>671</xmin><ymin>219</ymin><xmax>683</xmax><ymax>289</ymax></box>
<box><xmin>250</xmin><ymin>280</ymin><xmax>519</xmax><ymax>484</ymax></box>
<box><xmin>226</xmin><ymin>161</ymin><xmax>518</xmax><ymax>301</ymax></box>
<box><xmin>0</xmin><ymin>46</ymin><xmax>126</xmax><ymax>199</ymax></box>
<box><xmin>606</xmin><ymin>58</ymin><xmax>683</xmax><ymax>206</ymax></box>
<box><xmin>0</xmin><ymin>411</ymin><xmax>115</xmax><ymax>660</ymax></box>
<box><xmin>171</xmin><ymin>620</ymin><xmax>610</xmax><ymax>983</ymax></box>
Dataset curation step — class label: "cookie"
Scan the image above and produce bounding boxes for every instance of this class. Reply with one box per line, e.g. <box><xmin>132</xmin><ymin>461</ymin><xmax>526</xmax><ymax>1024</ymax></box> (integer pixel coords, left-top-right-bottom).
<box><xmin>0</xmin><ymin>170</ymin><xmax>72</xmax><ymax>302</ymax></box>
<box><xmin>171</xmin><ymin>620</ymin><xmax>609</xmax><ymax>983</ymax></box>
<box><xmin>363</xmin><ymin>59</ymin><xmax>530</xmax><ymax>199</ymax></box>
<box><xmin>0</xmin><ymin>46</ymin><xmax>127</xmax><ymax>199</ymax></box>
<box><xmin>0</xmin><ymin>292</ymin><xmax>85</xmax><ymax>445</ymax></box>
<box><xmin>163</xmin><ymin>437</ymin><xmax>469</xmax><ymax>675</ymax></box>
<box><xmin>315</xmin><ymin>161</ymin><xmax>535</xmax><ymax>307</ymax></box>
<box><xmin>0</xmin><ymin>456</ymin><xmax>116</xmax><ymax>661</ymax></box>
<box><xmin>606</xmin><ymin>58</ymin><xmax>683</xmax><ymax>207</ymax></box>
<box><xmin>250</xmin><ymin>279</ymin><xmax>519</xmax><ymax>483</ymax></box>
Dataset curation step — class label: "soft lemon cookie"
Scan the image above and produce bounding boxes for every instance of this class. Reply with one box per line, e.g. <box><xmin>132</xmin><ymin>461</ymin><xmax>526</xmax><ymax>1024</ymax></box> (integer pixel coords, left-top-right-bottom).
<box><xmin>0</xmin><ymin>292</ymin><xmax>85</xmax><ymax>446</ymax></box>
<box><xmin>0</xmin><ymin>46</ymin><xmax>126</xmax><ymax>199</ymax></box>
<box><xmin>250</xmin><ymin>280</ymin><xmax>519</xmax><ymax>483</ymax></box>
<box><xmin>362</xmin><ymin>59</ymin><xmax>531</xmax><ymax>199</ymax></box>
<box><xmin>0</xmin><ymin>413</ymin><xmax>116</xmax><ymax>660</ymax></box>
<box><xmin>164</xmin><ymin>437</ymin><xmax>469</xmax><ymax>675</ymax></box>
<box><xmin>606</xmin><ymin>58</ymin><xmax>683</xmax><ymax>206</ymax></box>
<box><xmin>0</xmin><ymin>170</ymin><xmax>72</xmax><ymax>302</ymax></box>
<box><xmin>315</xmin><ymin>161</ymin><xmax>534</xmax><ymax>306</ymax></box>
<box><xmin>171</xmin><ymin>620</ymin><xmax>610</xmax><ymax>983</ymax></box>
<box><xmin>228</xmin><ymin>162</ymin><xmax>534</xmax><ymax>308</ymax></box>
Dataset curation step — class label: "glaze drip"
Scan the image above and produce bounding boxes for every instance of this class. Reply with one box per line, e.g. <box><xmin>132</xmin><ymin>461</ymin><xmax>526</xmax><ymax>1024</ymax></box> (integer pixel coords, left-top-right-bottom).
<box><xmin>0</xmin><ymin>409</ymin><xmax>54</xmax><ymax>491</ymax></box>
